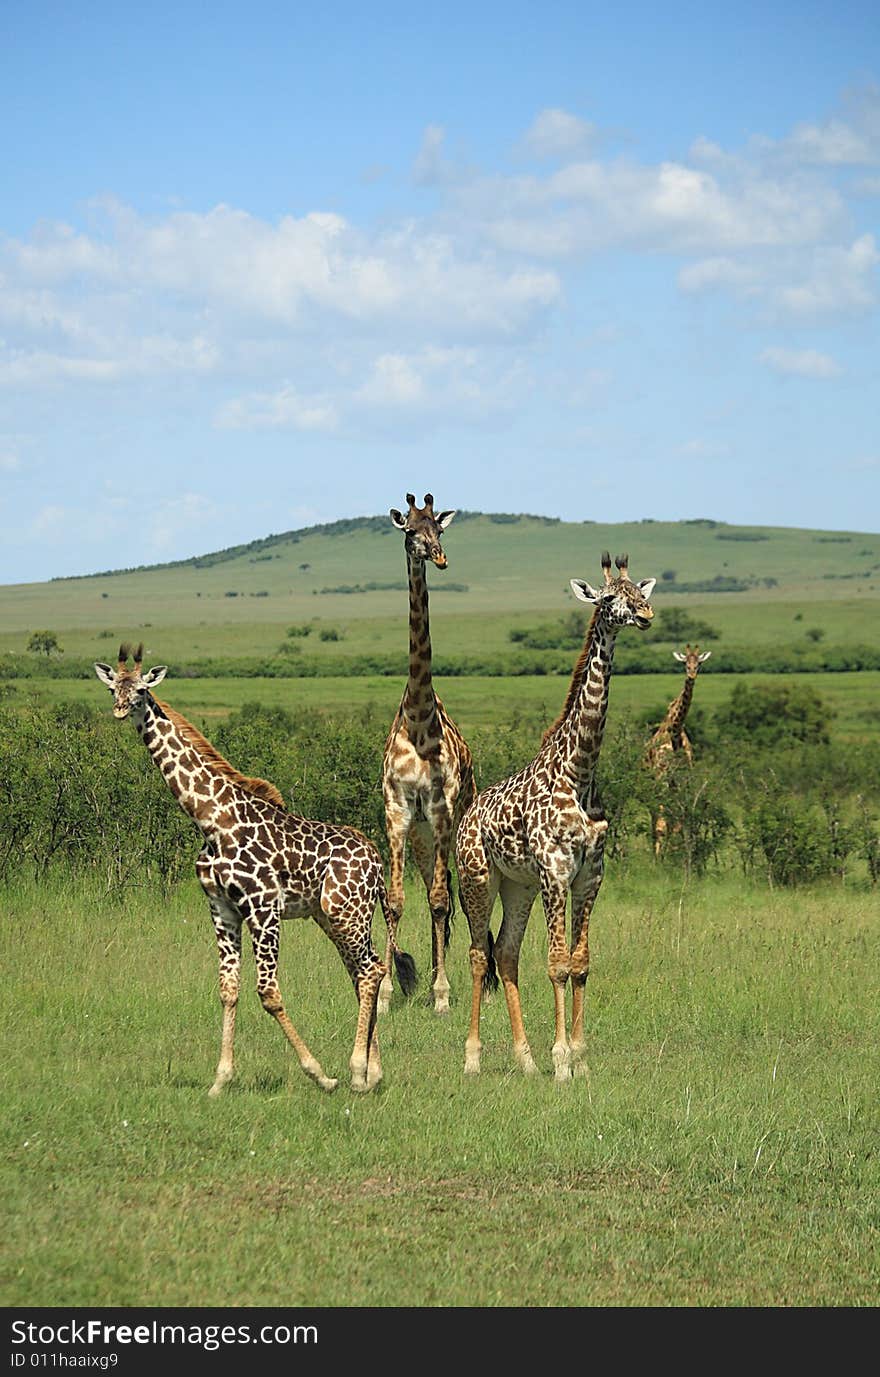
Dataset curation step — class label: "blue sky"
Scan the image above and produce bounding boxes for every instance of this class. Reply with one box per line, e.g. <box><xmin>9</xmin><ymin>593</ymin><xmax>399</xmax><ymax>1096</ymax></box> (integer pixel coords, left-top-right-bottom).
<box><xmin>1</xmin><ymin>0</ymin><xmax>878</xmax><ymax>583</ymax></box>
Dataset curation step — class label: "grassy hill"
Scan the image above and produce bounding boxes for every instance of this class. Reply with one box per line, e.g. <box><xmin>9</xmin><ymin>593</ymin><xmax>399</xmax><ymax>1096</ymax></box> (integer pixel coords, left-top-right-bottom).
<box><xmin>1</xmin><ymin>513</ymin><xmax>878</xmax><ymax>673</ymax></box>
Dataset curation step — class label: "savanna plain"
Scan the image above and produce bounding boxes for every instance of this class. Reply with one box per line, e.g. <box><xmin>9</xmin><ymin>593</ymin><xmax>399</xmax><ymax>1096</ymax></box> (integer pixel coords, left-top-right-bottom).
<box><xmin>1</xmin><ymin>515</ymin><xmax>878</xmax><ymax>1307</ymax></box>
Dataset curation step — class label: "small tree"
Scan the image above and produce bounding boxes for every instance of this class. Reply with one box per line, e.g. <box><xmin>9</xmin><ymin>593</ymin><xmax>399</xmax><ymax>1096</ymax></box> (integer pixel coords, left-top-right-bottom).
<box><xmin>27</xmin><ymin>631</ymin><xmax>62</xmax><ymax>658</ymax></box>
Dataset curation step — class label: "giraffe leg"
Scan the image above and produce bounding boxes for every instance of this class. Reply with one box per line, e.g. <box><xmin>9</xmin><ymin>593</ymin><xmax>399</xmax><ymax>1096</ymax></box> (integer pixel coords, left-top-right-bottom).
<box><xmin>317</xmin><ymin>889</ymin><xmax>386</xmax><ymax>1094</ymax></box>
<box><xmin>540</xmin><ymin>873</ymin><xmax>573</xmax><ymax>1084</ymax></box>
<box><xmin>495</xmin><ymin>879</ymin><xmax>538</xmax><ymax>1074</ymax></box>
<box><xmin>350</xmin><ymin>959</ymin><xmax>385</xmax><ymax>1093</ymax></box>
<box><xmin>207</xmin><ymin>898</ymin><xmax>242</xmax><ymax>1097</ymax></box>
<box><xmin>457</xmin><ymin>816</ymin><xmax>498</xmax><ymax>1074</ymax></box>
<box><xmin>412</xmin><ymin>823</ymin><xmax>452</xmax><ymax>1014</ymax></box>
<box><xmin>249</xmin><ymin>908</ymin><xmax>338</xmax><ymax>1093</ymax></box>
<box><xmin>654</xmin><ymin>807</ymin><xmax>667</xmax><ymax>857</ymax></box>
<box><xmin>569</xmin><ymin>836</ymin><xmax>606</xmax><ymax>1076</ymax></box>
<box><xmin>380</xmin><ymin>798</ymin><xmax>410</xmax><ymax>1013</ymax></box>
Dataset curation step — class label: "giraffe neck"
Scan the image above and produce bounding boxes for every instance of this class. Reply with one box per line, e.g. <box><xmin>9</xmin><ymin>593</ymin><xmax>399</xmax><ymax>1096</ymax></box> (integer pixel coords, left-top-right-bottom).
<box><xmin>133</xmin><ymin>695</ymin><xmax>249</xmax><ymax>836</ymax></box>
<box><xmin>666</xmin><ymin>674</ymin><xmax>695</xmax><ymax>738</ymax></box>
<box><xmin>403</xmin><ymin>551</ymin><xmax>440</xmax><ymax>739</ymax></box>
<box><xmin>548</xmin><ymin>613</ymin><xmax>618</xmax><ymax>801</ymax></box>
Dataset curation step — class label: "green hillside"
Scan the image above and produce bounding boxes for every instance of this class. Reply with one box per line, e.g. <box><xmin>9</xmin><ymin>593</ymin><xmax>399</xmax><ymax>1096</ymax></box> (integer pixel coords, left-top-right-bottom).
<box><xmin>1</xmin><ymin>513</ymin><xmax>878</xmax><ymax>673</ymax></box>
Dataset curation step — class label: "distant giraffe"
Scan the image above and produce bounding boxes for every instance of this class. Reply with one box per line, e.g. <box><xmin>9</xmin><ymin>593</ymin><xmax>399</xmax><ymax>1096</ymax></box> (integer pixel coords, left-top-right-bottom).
<box><xmin>94</xmin><ymin>644</ymin><xmax>415</xmax><ymax>1095</ymax></box>
<box><xmin>456</xmin><ymin>552</ymin><xmax>655</xmax><ymax>1081</ymax></box>
<box><xmin>643</xmin><ymin>644</ymin><xmax>712</xmax><ymax>854</ymax></box>
<box><xmin>380</xmin><ymin>493</ymin><xmax>475</xmax><ymax>1015</ymax></box>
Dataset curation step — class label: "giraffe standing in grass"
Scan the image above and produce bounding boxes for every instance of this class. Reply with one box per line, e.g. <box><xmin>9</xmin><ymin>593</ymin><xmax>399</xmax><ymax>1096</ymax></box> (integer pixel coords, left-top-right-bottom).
<box><xmin>456</xmin><ymin>553</ymin><xmax>655</xmax><ymax>1082</ymax></box>
<box><xmin>94</xmin><ymin>644</ymin><xmax>415</xmax><ymax>1095</ymax></box>
<box><xmin>643</xmin><ymin>644</ymin><xmax>712</xmax><ymax>854</ymax></box>
<box><xmin>380</xmin><ymin>494</ymin><xmax>475</xmax><ymax>1015</ymax></box>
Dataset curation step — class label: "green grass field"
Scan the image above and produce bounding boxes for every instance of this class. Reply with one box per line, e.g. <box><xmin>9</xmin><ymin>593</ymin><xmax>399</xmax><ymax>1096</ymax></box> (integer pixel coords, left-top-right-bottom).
<box><xmin>1</xmin><ymin>516</ymin><xmax>879</xmax><ymax>665</ymax></box>
<box><xmin>2</xmin><ymin>868</ymin><xmax>877</xmax><ymax>1307</ymax></box>
<box><xmin>14</xmin><ymin>668</ymin><xmax>880</xmax><ymax>744</ymax></box>
<box><xmin>2</xmin><ymin>514</ymin><xmax>878</xmax><ymax>1310</ymax></box>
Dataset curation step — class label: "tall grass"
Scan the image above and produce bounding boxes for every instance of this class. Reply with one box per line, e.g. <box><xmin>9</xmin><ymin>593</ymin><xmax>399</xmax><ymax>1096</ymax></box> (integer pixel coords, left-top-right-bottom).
<box><xmin>2</xmin><ymin>867</ymin><xmax>877</xmax><ymax>1307</ymax></box>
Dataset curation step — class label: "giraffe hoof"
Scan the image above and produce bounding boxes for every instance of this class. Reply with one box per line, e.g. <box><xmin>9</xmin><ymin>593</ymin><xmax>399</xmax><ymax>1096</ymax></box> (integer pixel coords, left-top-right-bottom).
<box><xmin>318</xmin><ymin>1076</ymin><xmax>339</xmax><ymax>1093</ymax></box>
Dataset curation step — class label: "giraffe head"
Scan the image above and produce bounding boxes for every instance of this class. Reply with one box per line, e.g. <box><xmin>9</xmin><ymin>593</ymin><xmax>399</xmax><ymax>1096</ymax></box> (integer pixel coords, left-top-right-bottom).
<box><xmin>570</xmin><ymin>551</ymin><xmax>656</xmax><ymax>631</ymax></box>
<box><xmin>390</xmin><ymin>493</ymin><xmax>455</xmax><ymax>569</ymax></box>
<box><xmin>673</xmin><ymin>644</ymin><xmax>712</xmax><ymax>678</ymax></box>
<box><xmin>94</xmin><ymin>642</ymin><xmax>168</xmax><ymax>719</ymax></box>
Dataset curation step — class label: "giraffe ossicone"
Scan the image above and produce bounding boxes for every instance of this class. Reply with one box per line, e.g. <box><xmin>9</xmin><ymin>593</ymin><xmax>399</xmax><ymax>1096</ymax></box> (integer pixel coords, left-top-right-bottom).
<box><xmin>456</xmin><ymin>551</ymin><xmax>655</xmax><ymax>1082</ymax></box>
<box><xmin>380</xmin><ymin>493</ymin><xmax>474</xmax><ymax>1015</ymax></box>
<box><xmin>94</xmin><ymin>643</ymin><xmax>414</xmax><ymax>1096</ymax></box>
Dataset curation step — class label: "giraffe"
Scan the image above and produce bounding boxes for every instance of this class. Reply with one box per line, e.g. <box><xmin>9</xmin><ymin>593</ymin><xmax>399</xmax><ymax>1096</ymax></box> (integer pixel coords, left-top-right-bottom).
<box><xmin>94</xmin><ymin>643</ymin><xmax>415</xmax><ymax>1095</ymax></box>
<box><xmin>643</xmin><ymin>644</ymin><xmax>712</xmax><ymax>854</ymax></box>
<box><xmin>456</xmin><ymin>552</ymin><xmax>655</xmax><ymax>1082</ymax></box>
<box><xmin>380</xmin><ymin>493</ymin><xmax>475</xmax><ymax>1015</ymax></box>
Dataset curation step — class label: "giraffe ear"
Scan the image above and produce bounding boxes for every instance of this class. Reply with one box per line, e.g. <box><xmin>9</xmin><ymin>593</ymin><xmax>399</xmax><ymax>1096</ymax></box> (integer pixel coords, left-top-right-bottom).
<box><xmin>141</xmin><ymin>666</ymin><xmax>168</xmax><ymax>688</ymax></box>
<box><xmin>436</xmin><ymin>509</ymin><xmax>456</xmax><ymax>530</ymax></box>
<box><xmin>94</xmin><ymin>662</ymin><xmax>116</xmax><ymax>688</ymax></box>
<box><xmin>637</xmin><ymin>578</ymin><xmax>657</xmax><ymax>598</ymax></box>
<box><xmin>698</xmin><ymin>650</ymin><xmax>712</xmax><ymax>663</ymax></box>
<box><xmin>570</xmin><ymin>579</ymin><xmax>601</xmax><ymax>604</ymax></box>
<box><xmin>672</xmin><ymin>651</ymin><xmax>686</xmax><ymax>662</ymax></box>
<box><xmin>390</xmin><ymin>509</ymin><xmax>407</xmax><ymax>530</ymax></box>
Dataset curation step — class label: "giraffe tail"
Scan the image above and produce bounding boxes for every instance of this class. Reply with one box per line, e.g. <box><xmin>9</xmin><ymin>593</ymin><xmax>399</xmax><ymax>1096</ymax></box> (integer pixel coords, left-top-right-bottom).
<box><xmin>456</xmin><ymin>867</ymin><xmax>496</xmax><ymax>996</ymax></box>
<box><xmin>444</xmin><ymin>865</ymin><xmax>454</xmax><ymax>950</ymax></box>
<box><xmin>379</xmin><ymin>886</ymin><xmax>418</xmax><ymax>998</ymax></box>
<box><xmin>482</xmin><ymin>928</ymin><xmax>499</xmax><ymax>998</ymax></box>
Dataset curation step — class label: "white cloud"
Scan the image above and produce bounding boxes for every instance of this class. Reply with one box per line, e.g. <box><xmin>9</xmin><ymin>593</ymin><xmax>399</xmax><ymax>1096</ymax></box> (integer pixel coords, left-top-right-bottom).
<box><xmin>413</xmin><ymin>125</ymin><xmax>453</xmax><ymax>185</ymax></box>
<box><xmin>217</xmin><ymin>345</ymin><xmax>520</xmax><ymax>437</ymax></box>
<box><xmin>783</xmin><ymin>118</ymin><xmax>875</xmax><ymax>166</ymax></box>
<box><xmin>773</xmin><ymin>235</ymin><xmax>878</xmax><ymax>318</ymax></box>
<box><xmin>0</xmin><ymin>335</ymin><xmax>219</xmax><ymax>386</ymax></box>
<box><xmin>678</xmin><ymin>257</ymin><xmax>759</xmax><ymax>294</ymax></box>
<box><xmin>356</xmin><ymin>353</ymin><xmax>425</xmax><ymax>407</ymax></box>
<box><xmin>216</xmin><ymin>385</ymin><xmax>338</xmax><ymax>432</ymax></box>
<box><xmin>467</xmin><ymin>155</ymin><xmax>845</xmax><ymax>259</ymax></box>
<box><xmin>520</xmin><ymin>109</ymin><xmax>597</xmax><ymax>160</ymax></box>
<box><xmin>759</xmin><ymin>347</ymin><xmax>842</xmax><ymax>378</ymax></box>
<box><xmin>1</xmin><ymin>201</ymin><xmax>561</xmax><ymax>366</ymax></box>
<box><xmin>774</xmin><ymin>86</ymin><xmax>880</xmax><ymax>167</ymax></box>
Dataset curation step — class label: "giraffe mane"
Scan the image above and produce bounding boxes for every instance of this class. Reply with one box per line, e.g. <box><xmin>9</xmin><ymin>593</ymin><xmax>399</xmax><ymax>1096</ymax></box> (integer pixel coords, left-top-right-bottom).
<box><xmin>152</xmin><ymin>697</ymin><xmax>286</xmax><ymax>808</ymax></box>
<box><xmin>542</xmin><ymin>607</ymin><xmax>602</xmax><ymax>743</ymax></box>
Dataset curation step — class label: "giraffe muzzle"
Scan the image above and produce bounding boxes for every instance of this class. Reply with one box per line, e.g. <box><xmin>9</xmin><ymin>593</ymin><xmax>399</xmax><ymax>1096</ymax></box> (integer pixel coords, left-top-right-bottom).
<box><xmin>431</xmin><ymin>552</ymin><xmax>448</xmax><ymax>570</ymax></box>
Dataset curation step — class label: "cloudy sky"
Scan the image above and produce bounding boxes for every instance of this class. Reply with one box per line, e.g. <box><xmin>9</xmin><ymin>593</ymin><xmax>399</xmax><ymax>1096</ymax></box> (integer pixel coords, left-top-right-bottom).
<box><xmin>1</xmin><ymin>1</ymin><xmax>878</xmax><ymax>583</ymax></box>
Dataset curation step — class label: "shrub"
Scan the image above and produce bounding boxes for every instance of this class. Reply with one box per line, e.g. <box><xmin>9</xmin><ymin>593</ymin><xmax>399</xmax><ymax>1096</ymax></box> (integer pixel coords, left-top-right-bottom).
<box><xmin>739</xmin><ymin>786</ymin><xmax>835</xmax><ymax>886</ymax></box>
<box><xmin>714</xmin><ymin>682</ymin><xmax>831</xmax><ymax>748</ymax></box>
<box><xmin>654</xmin><ymin>608</ymin><xmax>719</xmax><ymax>642</ymax></box>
